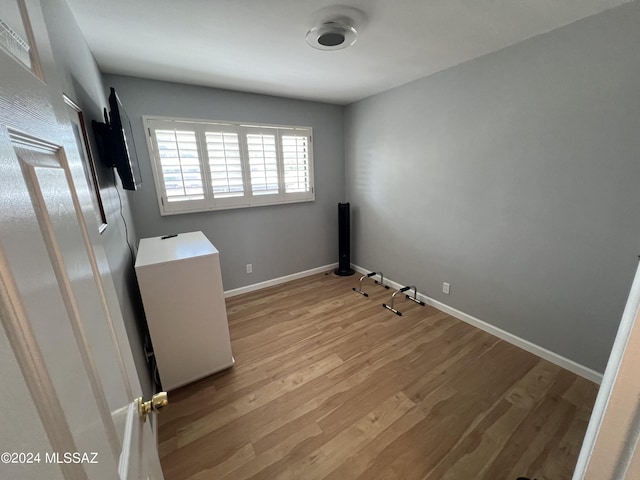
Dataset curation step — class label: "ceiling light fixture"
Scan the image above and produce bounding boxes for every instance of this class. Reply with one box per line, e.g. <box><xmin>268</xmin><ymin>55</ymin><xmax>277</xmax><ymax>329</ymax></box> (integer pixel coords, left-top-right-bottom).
<box><xmin>305</xmin><ymin>6</ymin><xmax>365</xmax><ymax>51</ymax></box>
<box><xmin>306</xmin><ymin>19</ymin><xmax>357</xmax><ymax>51</ymax></box>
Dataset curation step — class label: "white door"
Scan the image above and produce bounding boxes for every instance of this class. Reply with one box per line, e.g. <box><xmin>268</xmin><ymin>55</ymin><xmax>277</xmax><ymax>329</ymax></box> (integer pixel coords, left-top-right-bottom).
<box><xmin>0</xmin><ymin>1</ymin><xmax>163</xmax><ymax>478</ymax></box>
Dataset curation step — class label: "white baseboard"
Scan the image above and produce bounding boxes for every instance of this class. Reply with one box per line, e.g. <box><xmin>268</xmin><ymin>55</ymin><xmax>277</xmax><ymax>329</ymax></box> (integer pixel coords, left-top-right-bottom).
<box><xmin>224</xmin><ymin>263</ymin><xmax>338</xmax><ymax>298</ymax></box>
<box><xmin>352</xmin><ymin>264</ymin><xmax>603</xmax><ymax>384</ymax></box>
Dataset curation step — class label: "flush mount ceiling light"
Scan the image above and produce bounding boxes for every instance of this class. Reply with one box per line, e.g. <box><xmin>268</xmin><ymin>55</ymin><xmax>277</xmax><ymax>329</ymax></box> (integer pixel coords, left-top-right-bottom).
<box><xmin>305</xmin><ymin>6</ymin><xmax>365</xmax><ymax>51</ymax></box>
<box><xmin>306</xmin><ymin>19</ymin><xmax>357</xmax><ymax>50</ymax></box>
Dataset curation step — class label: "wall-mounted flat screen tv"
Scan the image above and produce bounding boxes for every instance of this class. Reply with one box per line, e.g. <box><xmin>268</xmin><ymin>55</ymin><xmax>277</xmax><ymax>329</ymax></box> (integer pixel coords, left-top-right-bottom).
<box><xmin>92</xmin><ymin>87</ymin><xmax>142</xmax><ymax>190</ymax></box>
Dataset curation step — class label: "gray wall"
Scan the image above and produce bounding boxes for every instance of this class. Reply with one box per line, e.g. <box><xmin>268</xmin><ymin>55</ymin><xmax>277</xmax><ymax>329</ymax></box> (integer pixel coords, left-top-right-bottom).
<box><xmin>41</xmin><ymin>0</ymin><xmax>153</xmax><ymax>396</ymax></box>
<box><xmin>103</xmin><ymin>75</ymin><xmax>345</xmax><ymax>290</ymax></box>
<box><xmin>345</xmin><ymin>2</ymin><xmax>640</xmax><ymax>373</ymax></box>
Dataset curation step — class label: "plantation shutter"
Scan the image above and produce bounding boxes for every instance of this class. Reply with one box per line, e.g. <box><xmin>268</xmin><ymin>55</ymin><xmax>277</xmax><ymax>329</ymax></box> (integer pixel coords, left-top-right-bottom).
<box><xmin>145</xmin><ymin>117</ymin><xmax>314</xmax><ymax>215</ymax></box>
<box><xmin>281</xmin><ymin>133</ymin><xmax>311</xmax><ymax>193</ymax></box>
<box><xmin>246</xmin><ymin>131</ymin><xmax>279</xmax><ymax>196</ymax></box>
<box><xmin>154</xmin><ymin>128</ymin><xmax>204</xmax><ymax>202</ymax></box>
<box><xmin>205</xmin><ymin>130</ymin><xmax>244</xmax><ymax>198</ymax></box>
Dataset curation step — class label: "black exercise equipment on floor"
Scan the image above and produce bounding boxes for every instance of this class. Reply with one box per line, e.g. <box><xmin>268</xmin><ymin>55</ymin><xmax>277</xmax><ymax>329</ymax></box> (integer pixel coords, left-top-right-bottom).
<box><xmin>383</xmin><ymin>285</ymin><xmax>425</xmax><ymax>316</ymax></box>
<box><xmin>352</xmin><ymin>271</ymin><xmax>389</xmax><ymax>297</ymax></box>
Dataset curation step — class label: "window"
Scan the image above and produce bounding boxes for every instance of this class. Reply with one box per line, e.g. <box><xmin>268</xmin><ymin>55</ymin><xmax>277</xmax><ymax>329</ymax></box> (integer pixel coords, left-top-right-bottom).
<box><xmin>144</xmin><ymin>116</ymin><xmax>314</xmax><ymax>215</ymax></box>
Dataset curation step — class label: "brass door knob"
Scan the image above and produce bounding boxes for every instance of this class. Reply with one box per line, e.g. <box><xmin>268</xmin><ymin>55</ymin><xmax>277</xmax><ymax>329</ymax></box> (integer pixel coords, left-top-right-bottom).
<box><xmin>136</xmin><ymin>392</ymin><xmax>168</xmax><ymax>422</ymax></box>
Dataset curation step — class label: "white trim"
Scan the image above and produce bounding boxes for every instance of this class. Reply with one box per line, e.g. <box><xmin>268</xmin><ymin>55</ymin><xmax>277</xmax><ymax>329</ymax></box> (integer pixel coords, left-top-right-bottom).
<box><xmin>352</xmin><ymin>264</ymin><xmax>603</xmax><ymax>384</ymax></box>
<box><xmin>224</xmin><ymin>263</ymin><xmax>338</xmax><ymax>298</ymax></box>
<box><xmin>143</xmin><ymin>114</ymin><xmax>313</xmax><ymax>131</ymax></box>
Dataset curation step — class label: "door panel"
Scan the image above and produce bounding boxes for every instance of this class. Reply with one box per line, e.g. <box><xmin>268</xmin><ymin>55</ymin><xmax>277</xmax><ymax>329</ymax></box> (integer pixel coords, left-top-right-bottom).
<box><xmin>15</xmin><ymin>136</ymin><xmax>126</xmax><ymax>457</ymax></box>
<box><xmin>0</xmin><ymin>267</ymin><xmax>66</xmax><ymax>480</ymax></box>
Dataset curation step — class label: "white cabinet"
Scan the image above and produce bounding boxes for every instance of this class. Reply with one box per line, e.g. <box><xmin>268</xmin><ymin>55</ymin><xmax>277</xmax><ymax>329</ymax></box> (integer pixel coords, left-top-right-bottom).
<box><xmin>135</xmin><ymin>231</ymin><xmax>234</xmax><ymax>391</ymax></box>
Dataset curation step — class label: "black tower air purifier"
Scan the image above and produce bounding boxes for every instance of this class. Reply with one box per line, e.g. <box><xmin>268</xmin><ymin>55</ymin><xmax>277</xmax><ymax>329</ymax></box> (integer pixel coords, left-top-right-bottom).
<box><xmin>335</xmin><ymin>202</ymin><xmax>355</xmax><ymax>276</ymax></box>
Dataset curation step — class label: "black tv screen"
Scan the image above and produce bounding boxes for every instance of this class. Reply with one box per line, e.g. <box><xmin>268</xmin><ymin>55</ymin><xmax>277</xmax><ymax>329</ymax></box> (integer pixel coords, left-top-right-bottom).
<box><xmin>108</xmin><ymin>88</ymin><xmax>141</xmax><ymax>190</ymax></box>
<box><xmin>91</xmin><ymin>87</ymin><xmax>142</xmax><ymax>191</ymax></box>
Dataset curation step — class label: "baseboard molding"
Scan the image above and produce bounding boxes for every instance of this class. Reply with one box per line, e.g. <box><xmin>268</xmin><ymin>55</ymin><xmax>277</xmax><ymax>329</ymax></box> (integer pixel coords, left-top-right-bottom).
<box><xmin>224</xmin><ymin>263</ymin><xmax>338</xmax><ymax>298</ymax></box>
<box><xmin>352</xmin><ymin>264</ymin><xmax>603</xmax><ymax>384</ymax></box>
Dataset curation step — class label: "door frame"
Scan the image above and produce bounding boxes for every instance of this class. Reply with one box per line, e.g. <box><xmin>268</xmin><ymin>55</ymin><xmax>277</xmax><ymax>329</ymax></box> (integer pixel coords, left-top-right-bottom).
<box><xmin>573</xmin><ymin>261</ymin><xmax>640</xmax><ymax>478</ymax></box>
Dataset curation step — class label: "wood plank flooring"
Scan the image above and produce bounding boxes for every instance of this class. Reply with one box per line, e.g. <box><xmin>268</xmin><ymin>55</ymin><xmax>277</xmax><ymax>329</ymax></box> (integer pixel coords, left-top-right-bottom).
<box><xmin>158</xmin><ymin>271</ymin><xmax>598</xmax><ymax>480</ymax></box>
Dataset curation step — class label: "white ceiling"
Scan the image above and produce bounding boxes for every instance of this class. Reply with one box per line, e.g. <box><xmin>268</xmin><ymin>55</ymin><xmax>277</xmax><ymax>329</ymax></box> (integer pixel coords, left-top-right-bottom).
<box><xmin>65</xmin><ymin>0</ymin><xmax>633</xmax><ymax>105</ymax></box>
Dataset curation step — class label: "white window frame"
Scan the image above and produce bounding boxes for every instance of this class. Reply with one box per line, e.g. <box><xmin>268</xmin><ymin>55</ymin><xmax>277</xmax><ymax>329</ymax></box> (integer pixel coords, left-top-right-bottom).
<box><xmin>143</xmin><ymin>115</ymin><xmax>315</xmax><ymax>215</ymax></box>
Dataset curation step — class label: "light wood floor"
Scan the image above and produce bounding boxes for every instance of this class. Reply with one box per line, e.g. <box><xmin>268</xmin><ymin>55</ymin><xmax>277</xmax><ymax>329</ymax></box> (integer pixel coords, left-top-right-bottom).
<box><xmin>158</xmin><ymin>271</ymin><xmax>598</xmax><ymax>480</ymax></box>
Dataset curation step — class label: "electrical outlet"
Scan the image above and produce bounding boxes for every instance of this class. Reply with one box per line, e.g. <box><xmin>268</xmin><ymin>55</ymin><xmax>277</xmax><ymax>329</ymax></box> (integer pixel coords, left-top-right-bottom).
<box><xmin>442</xmin><ymin>282</ymin><xmax>450</xmax><ymax>295</ymax></box>
<box><xmin>246</xmin><ymin>264</ymin><xmax>253</xmax><ymax>274</ymax></box>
